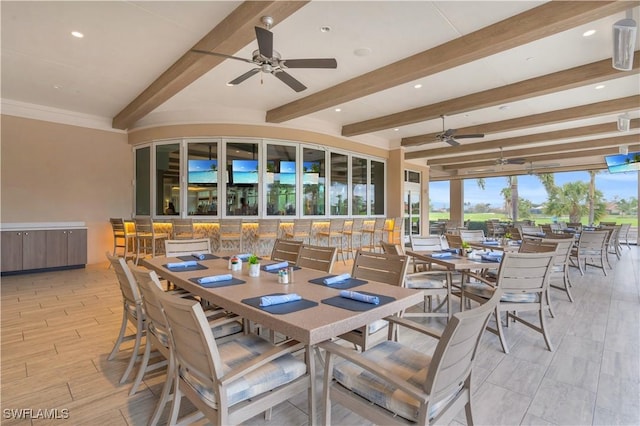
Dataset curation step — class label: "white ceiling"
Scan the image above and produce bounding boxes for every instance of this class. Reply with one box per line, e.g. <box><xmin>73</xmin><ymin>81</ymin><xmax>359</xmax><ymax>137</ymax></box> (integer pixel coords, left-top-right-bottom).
<box><xmin>2</xmin><ymin>1</ymin><xmax>639</xmax><ymax>178</ymax></box>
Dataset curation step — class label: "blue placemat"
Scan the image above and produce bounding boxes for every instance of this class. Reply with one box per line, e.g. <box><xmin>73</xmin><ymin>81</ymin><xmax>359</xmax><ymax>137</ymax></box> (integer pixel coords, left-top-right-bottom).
<box><xmin>188</xmin><ymin>276</ymin><xmax>245</xmax><ymax>288</ymax></box>
<box><xmin>262</xmin><ymin>264</ymin><xmax>302</xmax><ymax>274</ymax></box>
<box><xmin>321</xmin><ymin>292</ymin><xmax>395</xmax><ymax>312</ymax></box>
<box><xmin>177</xmin><ymin>254</ymin><xmax>219</xmax><ymax>261</ymax></box>
<box><xmin>242</xmin><ymin>293</ymin><xmax>318</xmax><ymax>314</ymax></box>
<box><xmin>308</xmin><ymin>276</ymin><xmax>368</xmax><ymax>289</ymax></box>
<box><xmin>163</xmin><ymin>263</ymin><xmax>208</xmax><ymax>272</ymax></box>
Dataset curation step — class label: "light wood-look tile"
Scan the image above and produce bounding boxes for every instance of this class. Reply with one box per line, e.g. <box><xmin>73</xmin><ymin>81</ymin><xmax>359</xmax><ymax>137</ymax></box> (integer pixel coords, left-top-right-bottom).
<box><xmin>1</xmin><ymin>247</ymin><xmax>637</xmax><ymax>425</ymax></box>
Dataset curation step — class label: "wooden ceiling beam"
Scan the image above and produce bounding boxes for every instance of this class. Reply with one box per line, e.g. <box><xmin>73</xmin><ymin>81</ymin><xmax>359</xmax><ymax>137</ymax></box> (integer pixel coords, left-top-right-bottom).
<box><xmin>417</xmin><ymin>119</ymin><xmax>640</xmax><ymax>164</ymax></box>
<box><xmin>438</xmin><ymin>134</ymin><xmax>640</xmax><ymax>170</ymax></box>
<box><xmin>404</xmin><ymin>96</ymin><xmax>640</xmax><ymax>160</ymax></box>
<box><xmin>343</xmin><ymin>54</ymin><xmax>639</xmax><ymax>137</ymax></box>
<box><xmin>402</xmin><ymin>95</ymin><xmax>640</xmax><ymax>147</ymax></box>
<box><xmin>112</xmin><ymin>1</ymin><xmax>308</xmax><ymax>130</ymax></box>
<box><xmin>266</xmin><ymin>1</ymin><xmax>631</xmax><ymax>125</ymax></box>
<box><xmin>430</xmin><ymin>162</ymin><xmax>616</xmax><ymax>181</ymax></box>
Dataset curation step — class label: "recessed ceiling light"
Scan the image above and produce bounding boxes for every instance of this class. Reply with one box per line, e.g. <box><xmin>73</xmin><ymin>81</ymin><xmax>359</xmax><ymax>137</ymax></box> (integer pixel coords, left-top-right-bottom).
<box><xmin>525</xmin><ymin>56</ymin><xmax>534</xmax><ymax>61</ymax></box>
<box><xmin>226</xmin><ymin>83</ymin><xmax>235</xmax><ymax>87</ymax></box>
<box><xmin>393</xmin><ymin>128</ymin><xmax>400</xmax><ymax>131</ymax></box>
<box><xmin>413</xmin><ymin>84</ymin><xmax>422</xmax><ymax>89</ymax></box>
<box><xmin>353</xmin><ymin>47</ymin><xmax>372</xmax><ymax>57</ymax></box>
<box><xmin>499</xmin><ymin>105</ymin><xmax>510</xmax><ymax>110</ymax></box>
<box><xmin>334</xmin><ymin>108</ymin><xmax>342</xmax><ymax>112</ymax></box>
<box><xmin>583</xmin><ymin>29</ymin><xmax>596</xmax><ymax>37</ymax></box>
<box><xmin>71</xmin><ymin>31</ymin><xmax>84</xmax><ymax>38</ymax></box>
<box><xmin>320</xmin><ymin>26</ymin><xmax>331</xmax><ymax>33</ymax></box>
<box><xmin>53</xmin><ymin>85</ymin><xmax>62</xmax><ymax>90</ymax></box>
<box><xmin>595</xmin><ymin>84</ymin><xmax>606</xmax><ymax>90</ymax></box>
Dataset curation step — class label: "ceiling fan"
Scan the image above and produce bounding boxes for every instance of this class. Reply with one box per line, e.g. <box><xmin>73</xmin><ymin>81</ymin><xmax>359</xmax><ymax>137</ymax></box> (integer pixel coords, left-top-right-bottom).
<box><xmin>191</xmin><ymin>16</ymin><xmax>337</xmax><ymax>92</ymax></box>
<box><xmin>436</xmin><ymin>115</ymin><xmax>485</xmax><ymax>146</ymax></box>
<box><xmin>496</xmin><ymin>147</ymin><xmax>526</xmax><ymax>165</ymax></box>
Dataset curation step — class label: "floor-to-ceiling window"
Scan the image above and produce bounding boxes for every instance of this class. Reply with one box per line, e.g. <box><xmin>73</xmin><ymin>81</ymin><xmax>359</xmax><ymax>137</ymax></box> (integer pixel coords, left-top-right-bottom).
<box><xmin>187</xmin><ymin>141</ymin><xmax>218</xmax><ymax>215</ymax></box>
<box><xmin>133</xmin><ymin>137</ymin><xmax>386</xmax><ymax>219</ymax></box>
<box><xmin>266</xmin><ymin>143</ymin><xmax>297</xmax><ymax>216</ymax></box>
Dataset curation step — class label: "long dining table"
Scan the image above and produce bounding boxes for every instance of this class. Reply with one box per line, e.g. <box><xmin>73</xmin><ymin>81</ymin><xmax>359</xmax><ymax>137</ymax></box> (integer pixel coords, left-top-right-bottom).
<box><xmin>140</xmin><ymin>254</ymin><xmax>422</xmax><ymax>424</ymax></box>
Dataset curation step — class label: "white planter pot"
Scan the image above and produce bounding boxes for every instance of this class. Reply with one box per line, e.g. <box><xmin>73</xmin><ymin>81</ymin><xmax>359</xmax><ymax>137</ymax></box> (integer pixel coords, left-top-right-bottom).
<box><xmin>249</xmin><ymin>263</ymin><xmax>261</xmax><ymax>277</ymax></box>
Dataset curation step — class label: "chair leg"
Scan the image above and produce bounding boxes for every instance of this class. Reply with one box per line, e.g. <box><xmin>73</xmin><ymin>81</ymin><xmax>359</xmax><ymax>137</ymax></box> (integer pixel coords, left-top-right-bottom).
<box><xmin>119</xmin><ymin>316</ymin><xmax>144</xmax><ymax>384</ymax></box>
<box><xmin>495</xmin><ymin>309</ymin><xmax>510</xmax><ymax>354</ymax></box>
<box><xmin>545</xmin><ymin>289</ymin><xmax>555</xmax><ymax>318</ymax></box>
<box><xmin>129</xmin><ymin>334</ymin><xmax>152</xmax><ymax>395</ymax></box>
<box><xmin>108</xmin><ymin>307</ymin><xmax>129</xmax><ymax>360</ymax></box>
<box><xmin>323</xmin><ymin>352</ymin><xmax>335</xmax><ymax>426</ymax></box>
<box><xmin>149</xmin><ymin>355</ymin><xmax>175</xmax><ymax>426</ymax></box>
<box><xmin>168</xmin><ymin>382</ymin><xmax>182</xmax><ymax>426</ymax></box>
<box><xmin>539</xmin><ymin>308</ymin><xmax>554</xmax><ymax>352</ymax></box>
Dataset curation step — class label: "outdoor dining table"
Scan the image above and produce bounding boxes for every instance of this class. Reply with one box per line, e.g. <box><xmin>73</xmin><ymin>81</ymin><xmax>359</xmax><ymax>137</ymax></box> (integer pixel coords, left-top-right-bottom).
<box><xmin>405</xmin><ymin>250</ymin><xmax>502</xmax><ymax>312</ymax></box>
<box><xmin>468</xmin><ymin>240</ymin><xmax>521</xmax><ymax>252</ymax></box>
<box><xmin>140</xmin><ymin>254</ymin><xmax>423</xmax><ymax>425</ymax></box>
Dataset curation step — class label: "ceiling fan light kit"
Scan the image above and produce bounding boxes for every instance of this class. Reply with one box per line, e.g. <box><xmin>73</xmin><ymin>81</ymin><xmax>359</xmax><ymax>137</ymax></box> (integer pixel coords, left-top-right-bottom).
<box><xmin>612</xmin><ymin>15</ymin><xmax>637</xmax><ymax>71</ymax></box>
<box><xmin>192</xmin><ymin>16</ymin><xmax>337</xmax><ymax>92</ymax></box>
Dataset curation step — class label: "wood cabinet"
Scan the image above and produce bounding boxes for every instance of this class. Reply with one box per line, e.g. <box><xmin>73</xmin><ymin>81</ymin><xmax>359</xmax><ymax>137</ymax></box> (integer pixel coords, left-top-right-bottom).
<box><xmin>1</xmin><ymin>226</ymin><xmax>86</xmax><ymax>274</ymax></box>
<box><xmin>45</xmin><ymin>229</ymin><xmax>87</xmax><ymax>268</ymax></box>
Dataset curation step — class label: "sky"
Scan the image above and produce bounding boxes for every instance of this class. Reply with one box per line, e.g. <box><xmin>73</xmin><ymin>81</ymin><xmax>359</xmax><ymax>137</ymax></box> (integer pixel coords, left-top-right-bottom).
<box><xmin>429</xmin><ymin>171</ymin><xmax>639</xmax><ymax>209</ymax></box>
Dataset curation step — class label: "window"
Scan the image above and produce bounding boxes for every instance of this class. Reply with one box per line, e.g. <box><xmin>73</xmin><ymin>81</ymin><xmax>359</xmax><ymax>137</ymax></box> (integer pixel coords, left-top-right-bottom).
<box><xmin>352</xmin><ymin>157</ymin><xmax>368</xmax><ymax>215</ymax></box>
<box><xmin>266</xmin><ymin>144</ymin><xmax>297</xmax><ymax>216</ymax></box>
<box><xmin>303</xmin><ymin>148</ymin><xmax>326</xmax><ymax>216</ymax></box>
<box><xmin>429</xmin><ymin>180</ymin><xmax>450</xmax><ymax>221</ymax></box>
<box><xmin>187</xmin><ymin>141</ymin><xmax>218</xmax><ymax>216</ymax></box>
<box><xmin>155</xmin><ymin>143</ymin><xmax>180</xmax><ymax>216</ymax></box>
<box><xmin>371</xmin><ymin>160</ymin><xmax>385</xmax><ymax>215</ymax></box>
<box><xmin>135</xmin><ymin>146</ymin><xmax>151</xmax><ymax>216</ymax></box>
<box><xmin>226</xmin><ymin>142</ymin><xmax>259</xmax><ymax>216</ymax></box>
<box><xmin>330</xmin><ymin>153</ymin><xmax>348</xmax><ymax>215</ymax></box>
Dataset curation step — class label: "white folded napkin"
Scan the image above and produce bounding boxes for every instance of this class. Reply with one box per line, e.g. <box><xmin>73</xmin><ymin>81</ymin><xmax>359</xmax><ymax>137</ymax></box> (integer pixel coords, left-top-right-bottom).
<box><xmin>259</xmin><ymin>293</ymin><xmax>301</xmax><ymax>306</ymax></box>
<box><xmin>264</xmin><ymin>261</ymin><xmax>289</xmax><ymax>271</ymax></box>
<box><xmin>339</xmin><ymin>290</ymin><xmax>379</xmax><ymax>305</ymax></box>
<box><xmin>167</xmin><ymin>260</ymin><xmax>197</xmax><ymax>268</ymax></box>
<box><xmin>323</xmin><ymin>273</ymin><xmax>351</xmax><ymax>285</ymax></box>
<box><xmin>197</xmin><ymin>274</ymin><xmax>232</xmax><ymax>284</ymax></box>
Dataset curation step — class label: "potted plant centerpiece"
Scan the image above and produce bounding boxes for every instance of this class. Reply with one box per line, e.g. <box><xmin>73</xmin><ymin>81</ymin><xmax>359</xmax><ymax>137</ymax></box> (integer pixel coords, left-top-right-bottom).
<box><xmin>461</xmin><ymin>241</ymin><xmax>471</xmax><ymax>257</ymax></box>
<box><xmin>502</xmin><ymin>232</ymin><xmax>512</xmax><ymax>246</ymax></box>
<box><xmin>247</xmin><ymin>254</ymin><xmax>261</xmax><ymax>277</ymax></box>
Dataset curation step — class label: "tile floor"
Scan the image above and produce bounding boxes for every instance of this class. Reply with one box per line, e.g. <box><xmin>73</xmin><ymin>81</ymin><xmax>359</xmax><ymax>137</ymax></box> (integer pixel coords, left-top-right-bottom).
<box><xmin>1</xmin><ymin>246</ymin><xmax>638</xmax><ymax>425</ymax></box>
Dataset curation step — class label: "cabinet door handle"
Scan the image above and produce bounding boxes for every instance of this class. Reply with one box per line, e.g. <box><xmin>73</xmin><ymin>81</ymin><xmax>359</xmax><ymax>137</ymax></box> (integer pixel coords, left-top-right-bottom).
<box><xmin>24</xmin><ymin>232</ymin><xmax>29</xmax><ymax>236</ymax></box>
<box><xmin>69</xmin><ymin>231</ymin><xmax>73</xmax><ymax>234</ymax></box>
<box><xmin>17</xmin><ymin>232</ymin><xmax>22</xmax><ymax>236</ymax></box>
<box><xmin>63</xmin><ymin>231</ymin><xmax>67</xmax><ymax>234</ymax></box>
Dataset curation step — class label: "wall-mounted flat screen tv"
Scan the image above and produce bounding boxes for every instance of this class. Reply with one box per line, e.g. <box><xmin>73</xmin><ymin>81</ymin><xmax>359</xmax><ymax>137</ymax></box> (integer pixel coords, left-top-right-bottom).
<box><xmin>232</xmin><ymin>159</ymin><xmax>259</xmax><ymax>184</ymax></box>
<box><xmin>279</xmin><ymin>161</ymin><xmax>296</xmax><ymax>185</ymax></box>
<box><xmin>605</xmin><ymin>151</ymin><xmax>640</xmax><ymax>173</ymax></box>
<box><xmin>188</xmin><ymin>159</ymin><xmax>217</xmax><ymax>184</ymax></box>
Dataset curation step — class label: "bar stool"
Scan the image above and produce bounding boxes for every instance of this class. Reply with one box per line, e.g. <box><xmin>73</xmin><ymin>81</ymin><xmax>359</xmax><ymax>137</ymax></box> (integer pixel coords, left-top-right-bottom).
<box><xmin>285</xmin><ymin>218</ymin><xmax>313</xmax><ymax>244</ymax></box>
<box><xmin>218</xmin><ymin>218</ymin><xmax>244</xmax><ymax>253</ymax></box>
<box><xmin>343</xmin><ymin>217</ymin><xmax>364</xmax><ymax>259</ymax></box>
<box><xmin>109</xmin><ymin>218</ymin><xmax>135</xmax><ymax>261</ymax></box>
<box><xmin>317</xmin><ymin>218</ymin><xmax>347</xmax><ymax>262</ymax></box>
<box><xmin>171</xmin><ymin>218</ymin><xmax>195</xmax><ymax>239</ymax></box>
<box><xmin>362</xmin><ymin>217</ymin><xmax>386</xmax><ymax>252</ymax></box>
<box><xmin>254</xmin><ymin>219</ymin><xmax>280</xmax><ymax>256</ymax></box>
<box><xmin>134</xmin><ymin>217</ymin><xmax>169</xmax><ymax>264</ymax></box>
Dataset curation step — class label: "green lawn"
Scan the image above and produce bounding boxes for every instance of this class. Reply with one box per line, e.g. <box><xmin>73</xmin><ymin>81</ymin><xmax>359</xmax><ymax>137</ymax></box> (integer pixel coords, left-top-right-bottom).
<box><xmin>428</xmin><ymin>212</ymin><xmax>638</xmax><ymax>226</ymax></box>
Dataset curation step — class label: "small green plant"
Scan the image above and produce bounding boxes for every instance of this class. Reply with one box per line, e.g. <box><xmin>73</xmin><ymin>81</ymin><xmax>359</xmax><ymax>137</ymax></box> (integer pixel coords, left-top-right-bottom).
<box><xmin>247</xmin><ymin>254</ymin><xmax>260</xmax><ymax>265</ymax></box>
<box><xmin>461</xmin><ymin>241</ymin><xmax>471</xmax><ymax>249</ymax></box>
<box><xmin>504</xmin><ymin>232</ymin><xmax>512</xmax><ymax>239</ymax></box>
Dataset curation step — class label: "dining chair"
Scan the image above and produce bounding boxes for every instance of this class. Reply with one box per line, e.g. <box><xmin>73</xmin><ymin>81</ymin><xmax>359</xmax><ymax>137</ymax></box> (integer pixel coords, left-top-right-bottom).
<box><xmin>602</xmin><ymin>224</ymin><xmax>622</xmax><ymax>262</ymax></box>
<box><xmin>254</xmin><ymin>219</ymin><xmax>280</xmax><ymax>256</ymax></box>
<box><xmin>486</xmin><ymin>220</ymin><xmax>505</xmax><ymax>238</ymax></box>
<box><xmin>618</xmin><ymin>223</ymin><xmax>631</xmax><ymax>250</ymax></box>
<box><xmin>105</xmin><ymin>252</ymin><xmax>146</xmax><ymax>385</ymax></box>
<box><xmin>295</xmin><ymin>244</ymin><xmax>338</xmax><ymax>273</ymax></box>
<box><xmin>461</xmin><ymin>251</ymin><xmax>555</xmax><ymax>354</ymax></box>
<box><xmin>158</xmin><ymin>291</ymin><xmax>310</xmax><ymax>425</ymax></box>
<box><xmin>541</xmin><ymin>237</ymin><xmax>575</xmax><ymax>317</ymax></box>
<box><xmin>381</xmin><ymin>241</ymin><xmax>451</xmax><ymax>321</ymax></box>
<box><xmin>171</xmin><ymin>218</ymin><xmax>195</xmax><ymax>239</ymax></box>
<box><xmin>409</xmin><ymin>235</ymin><xmax>444</xmax><ymax>272</ymax></box>
<box><xmin>459</xmin><ymin>229</ymin><xmax>485</xmax><ymax>243</ymax></box>
<box><xmin>337</xmin><ymin>250</ymin><xmax>409</xmax><ymax>351</ymax></box>
<box><xmin>569</xmin><ymin>230</ymin><xmax>609</xmax><ymax>276</ymax></box>
<box><xmin>109</xmin><ymin>218</ymin><xmax>135</xmax><ymax>261</ymax></box>
<box><xmin>319</xmin><ymin>284</ymin><xmax>503</xmax><ymax>425</ymax></box>
<box><xmin>134</xmin><ymin>217</ymin><xmax>170</xmax><ymax>264</ymax></box>
<box><xmin>128</xmin><ymin>265</ymin><xmax>243</xmax><ymax>422</ymax></box>
<box><xmin>217</xmin><ymin>218</ymin><xmax>244</xmax><ymax>253</ymax></box>
<box><xmin>444</xmin><ymin>233</ymin><xmax>463</xmax><ymax>250</ymax></box>
<box><xmin>284</xmin><ymin>218</ymin><xmax>313</xmax><ymax>244</ymax></box>
<box><xmin>164</xmin><ymin>238</ymin><xmax>212</xmax><ymax>258</ymax></box>
<box><xmin>270</xmin><ymin>238</ymin><xmax>303</xmax><ymax>264</ymax></box>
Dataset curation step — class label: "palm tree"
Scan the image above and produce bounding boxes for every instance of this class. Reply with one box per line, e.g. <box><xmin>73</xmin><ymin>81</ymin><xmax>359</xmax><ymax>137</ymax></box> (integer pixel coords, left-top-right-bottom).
<box><xmin>545</xmin><ymin>181</ymin><xmax>606</xmax><ymax>223</ymax></box>
<box><xmin>587</xmin><ymin>170</ymin><xmax>598</xmax><ymax>225</ymax></box>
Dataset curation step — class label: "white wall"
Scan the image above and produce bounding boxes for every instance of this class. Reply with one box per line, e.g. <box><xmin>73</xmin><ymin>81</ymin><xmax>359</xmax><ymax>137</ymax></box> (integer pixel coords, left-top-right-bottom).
<box><xmin>1</xmin><ymin>115</ymin><xmax>132</xmax><ymax>265</ymax></box>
